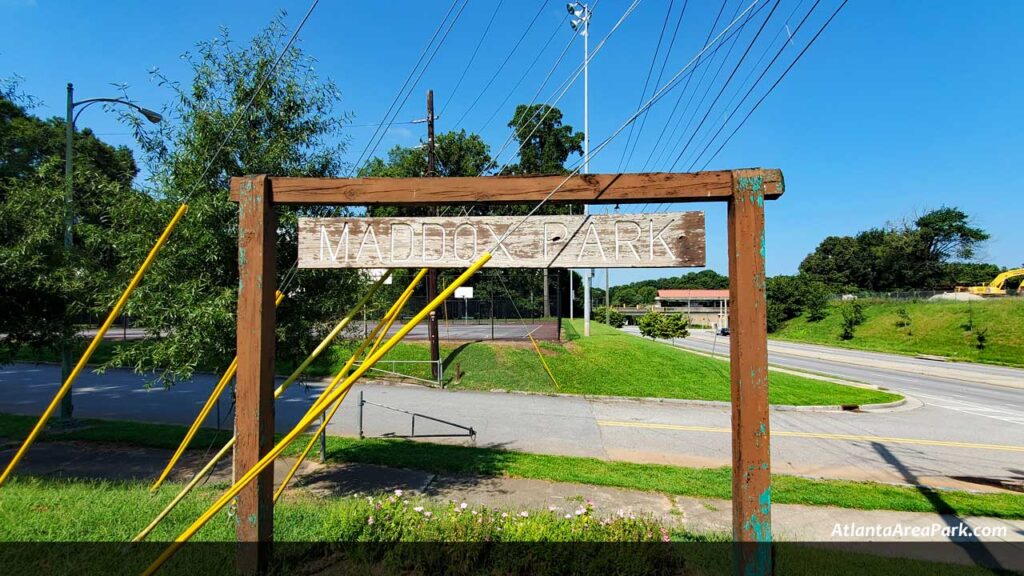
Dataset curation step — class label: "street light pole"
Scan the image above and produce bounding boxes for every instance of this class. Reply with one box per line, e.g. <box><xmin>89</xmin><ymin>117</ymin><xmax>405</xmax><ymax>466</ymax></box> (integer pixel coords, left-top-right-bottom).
<box><xmin>59</xmin><ymin>82</ymin><xmax>162</xmax><ymax>421</ymax></box>
<box><xmin>61</xmin><ymin>84</ymin><xmax>74</xmax><ymax>420</ymax></box>
<box><xmin>569</xmin><ymin>2</ymin><xmax>592</xmax><ymax>336</ymax></box>
<box><xmin>582</xmin><ymin>4</ymin><xmax>592</xmax><ymax>337</ymax></box>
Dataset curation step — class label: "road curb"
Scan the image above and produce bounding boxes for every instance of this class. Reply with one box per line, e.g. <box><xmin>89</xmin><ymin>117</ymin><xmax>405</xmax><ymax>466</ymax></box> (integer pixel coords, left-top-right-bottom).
<box><xmin>481</xmin><ymin>388</ymin><xmax>912</xmax><ymax>414</ymax></box>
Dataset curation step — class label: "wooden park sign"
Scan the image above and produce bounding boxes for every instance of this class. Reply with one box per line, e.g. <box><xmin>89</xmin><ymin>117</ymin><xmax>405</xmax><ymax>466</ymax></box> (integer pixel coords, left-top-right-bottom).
<box><xmin>228</xmin><ymin>169</ymin><xmax>782</xmax><ymax>576</ymax></box>
<box><xmin>298</xmin><ymin>213</ymin><xmax>705</xmax><ymax>269</ymax></box>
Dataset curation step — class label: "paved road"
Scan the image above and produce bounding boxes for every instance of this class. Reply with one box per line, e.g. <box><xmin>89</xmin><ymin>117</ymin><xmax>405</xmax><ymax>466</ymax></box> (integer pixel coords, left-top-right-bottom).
<box><xmin>624</xmin><ymin>327</ymin><xmax>1024</xmax><ymax>426</ymax></box>
<box><xmin>1</xmin><ymin>360</ymin><xmax>1022</xmax><ymax>491</ymax></box>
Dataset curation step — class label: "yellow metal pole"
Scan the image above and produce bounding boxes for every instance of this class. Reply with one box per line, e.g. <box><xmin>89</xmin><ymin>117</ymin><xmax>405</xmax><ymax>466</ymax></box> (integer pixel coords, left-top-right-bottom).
<box><xmin>133</xmin><ymin>270</ymin><xmax>392</xmax><ymax>541</ymax></box>
<box><xmin>307</xmin><ymin>268</ymin><xmax>426</xmax><ymax>416</ymax></box>
<box><xmin>133</xmin><ymin>439</ymin><xmax>233</xmax><ymax>542</ymax></box>
<box><xmin>529</xmin><ymin>334</ymin><xmax>560</xmax><ymax>390</ymax></box>
<box><xmin>273</xmin><ymin>269</ymin><xmax>426</xmax><ymax>503</ymax></box>
<box><xmin>149</xmin><ymin>291</ymin><xmax>284</xmax><ymax>494</ymax></box>
<box><xmin>272</xmin><ymin>386</ymin><xmax>352</xmax><ymax>504</ymax></box>
<box><xmin>0</xmin><ymin>204</ymin><xmax>188</xmax><ymax>489</ymax></box>
<box><xmin>273</xmin><ymin>270</ymin><xmax>393</xmax><ymax>397</ymax></box>
<box><xmin>143</xmin><ymin>253</ymin><xmax>490</xmax><ymax>576</ymax></box>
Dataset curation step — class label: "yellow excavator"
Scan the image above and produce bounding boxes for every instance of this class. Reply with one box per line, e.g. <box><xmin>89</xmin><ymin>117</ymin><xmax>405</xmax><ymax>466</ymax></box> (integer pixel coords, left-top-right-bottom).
<box><xmin>956</xmin><ymin>268</ymin><xmax>1024</xmax><ymax>296</ymax></box>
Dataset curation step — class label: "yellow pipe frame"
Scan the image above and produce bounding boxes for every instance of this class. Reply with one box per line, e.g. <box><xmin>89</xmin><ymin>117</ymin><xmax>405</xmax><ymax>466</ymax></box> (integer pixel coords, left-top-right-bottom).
<box><xmin>149</xmin><ymin>291</ymin><xmax>285</xmax><ymax>494</ymax></box>
<box><xmin>0</xmin><ymin>204</ymin><xmax>189</xmax><ymax>488</ymax></box>
<box><xmin>143</xmin><ymin>254</ymin><xmax>490</xmax><ymax>576</ymax></box>
<box><xmin>132</xmin><ymin>270</ymin><xmax>393</xmax><ymax>541</ymax></box>
<box><xmin>307</xmin><ymin>268</ymin><xmax>426</xmax><ymax>417</ymax></box>
<box><xmin>529</xmin><ymin>333</ymin><xmax>560</xmax><ymax>390</ymax></box>
<box><xmin>273</xmin><ymin>269</ymin><xmax>426</xmax><ymax>503</ymax></box>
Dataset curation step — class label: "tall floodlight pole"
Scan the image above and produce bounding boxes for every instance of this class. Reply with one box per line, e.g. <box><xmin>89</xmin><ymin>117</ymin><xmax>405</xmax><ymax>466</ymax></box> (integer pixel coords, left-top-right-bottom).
<box><xmin>568</xmin><ymin>2</ymin><xmax>591</xmax><ymax>335</ymax></box>
<box><xmin>61</xmin><ymin>83</ymin><xmax>162</xmax><ymax>421</ymax></box>
<box><xmin>606</xmin><ymin>204</ymin><xmax>617</xmax><ymax>323</ymax></box>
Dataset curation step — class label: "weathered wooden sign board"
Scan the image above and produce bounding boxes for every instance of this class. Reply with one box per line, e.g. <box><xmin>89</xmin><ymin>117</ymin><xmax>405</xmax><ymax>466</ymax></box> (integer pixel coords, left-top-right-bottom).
<box><xmin>298</xmin><ymin>213</ymin><xmax>705</xmax><ymax>269</ymax></box>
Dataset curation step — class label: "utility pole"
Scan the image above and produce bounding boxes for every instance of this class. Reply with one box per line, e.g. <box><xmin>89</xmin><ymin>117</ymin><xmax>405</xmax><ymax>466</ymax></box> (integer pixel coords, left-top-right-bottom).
<box><xmin>425</xmin><ymin>90</ymin><xmax>441</xmax><ymax>379</ymax></box>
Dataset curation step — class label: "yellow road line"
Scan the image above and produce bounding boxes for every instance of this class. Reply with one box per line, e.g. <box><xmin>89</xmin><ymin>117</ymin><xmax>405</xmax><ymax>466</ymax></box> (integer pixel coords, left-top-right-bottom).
<box><xmin>595</xmin><ymin>420</ymin><xmax>1024</xmax><ymax>453</ymax></box>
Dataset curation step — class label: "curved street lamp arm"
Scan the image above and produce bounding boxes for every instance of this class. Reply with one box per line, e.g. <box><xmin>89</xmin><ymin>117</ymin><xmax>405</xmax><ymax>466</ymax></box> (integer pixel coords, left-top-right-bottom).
<box><xmin>72</xmin><ymin>97</ymin><xmax>162</xmax><ymax>126</ymax></box>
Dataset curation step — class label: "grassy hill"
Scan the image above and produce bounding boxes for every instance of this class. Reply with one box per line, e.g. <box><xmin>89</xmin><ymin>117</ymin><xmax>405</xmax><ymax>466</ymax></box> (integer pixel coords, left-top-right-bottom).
<box><xmin>773</xmin><ymin>298</ymin><xmax>1024</xmax><ymax>367</ymax></box>
<box><xmin>326</xmin><ymin>320</ymin><xmax>899</xmax><ymax>407</ymax></box>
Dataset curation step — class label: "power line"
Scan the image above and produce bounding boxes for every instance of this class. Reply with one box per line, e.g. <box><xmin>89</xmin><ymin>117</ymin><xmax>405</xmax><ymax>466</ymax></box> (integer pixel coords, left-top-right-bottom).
<box><xmin>451</xmin><ymin>0</ymin><xmax>549</xmax><ymax>131</ymax></box>
<box><xmin>695</xmin><ymin>0</ymin><xmax>848</xmax><ymax>170</ymax></box>
<box><xmin>621</xmin><ymin>0</ymin><xmax>689</xmax><ymax>172</ymax></box>
<box><xmin>490</xmin><ymin>0</ymin><xmax>643</xmax><ymax>176</ymax></box>
<box><xmin>683</xmin><ymin>0</ymin><xmax>822</xmax><ymax>170</ymax></box>
<box><xmin>439</xmin><ymin>0</ymin><xmax>592</xmax><ymax>218</ymax></box>
<box><xmin>668</xmin><ymin>0</ymin><xmax>780</xmax><ymax>171</ymax></box>
<box><xmin>616</xmin><ymin>0</ymin><xmax>676</xmax><ymax>172</ymax></box>
<box><xmin>355</xmin><ymin>0</ymin><xmax>470</xmax><ymax>174</ymax></box>
<box><xmin>347</xmin><ymin>0</ymin><xmax>463</xmax><ymax>175</ymax></box>
<box><xmin>477</xmin><ymin>9</ymin><xmax>570</xmax><ymax>134</ymax></box>
<box><xmin>495</xmin><ymin>0</ymin><xmax>764</xmax><ymax>248</ymax></box>
<box><xmin>679</xmin><ymin>0</ymin><xmax>810</xmax><ymax>168</ymax></box>
<box><xmin>440</xmin><ymin>0</ymin><xmax>506</xmax><ymax>119</ymax></box>
<box><xmin>184</xmin><ymin>0</ymin><xmax>321</xmax><ymax>198</ymax></box>
<box><xmin>649</xmin><ymin>0</ymin><xmax>744</xmax><ymax>174</ymax></box>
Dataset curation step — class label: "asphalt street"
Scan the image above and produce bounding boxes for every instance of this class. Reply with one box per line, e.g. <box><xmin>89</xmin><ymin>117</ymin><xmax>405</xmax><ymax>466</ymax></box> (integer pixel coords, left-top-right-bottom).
<box><xmin>1</xmin><ymin>348</ymin><xmax>1022</xmax><ymax>490</ymax></box>
<box><xmin>623</xmin><ymin>327</ymin><xmax>1024</xmax><ymax>425</ymax></box>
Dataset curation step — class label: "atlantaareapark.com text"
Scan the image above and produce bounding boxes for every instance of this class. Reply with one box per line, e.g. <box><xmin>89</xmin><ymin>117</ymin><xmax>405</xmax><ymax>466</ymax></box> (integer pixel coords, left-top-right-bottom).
<box><xmin>832</xmin><ymin>523</ymin><xmax>1008</xmax><ymax>539</ymax></box>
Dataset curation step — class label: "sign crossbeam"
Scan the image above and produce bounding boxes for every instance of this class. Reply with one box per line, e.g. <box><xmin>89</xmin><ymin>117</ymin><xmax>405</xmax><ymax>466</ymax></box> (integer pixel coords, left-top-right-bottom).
<box><xmin>229</xmin><ymin>169</ymin><xmax>782</xmax><ymax>206</ymax></box>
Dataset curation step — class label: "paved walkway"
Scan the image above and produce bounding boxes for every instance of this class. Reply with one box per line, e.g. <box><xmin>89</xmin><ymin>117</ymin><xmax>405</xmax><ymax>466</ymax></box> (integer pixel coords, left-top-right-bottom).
<box><xmin>3</xmin><ymin>440</ymin><xmax>1022</xmax><ymax>571</ymax></box>
<box><xmin>2</xmin><ymin>363</ymin><xmax>1023</xmax><ymax>491</ymax></box>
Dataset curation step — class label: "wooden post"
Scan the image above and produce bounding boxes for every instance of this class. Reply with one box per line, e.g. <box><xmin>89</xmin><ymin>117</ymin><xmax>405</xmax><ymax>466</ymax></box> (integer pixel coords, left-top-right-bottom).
<box><xmin>728</xmin><ymin>169</ymin><xmax>772</xmax><ymax>576</ymax></box>
<box><xmin>235</xmin><ymin>174</ymin><xmax>276</xmax><ymax>574</ymax></box>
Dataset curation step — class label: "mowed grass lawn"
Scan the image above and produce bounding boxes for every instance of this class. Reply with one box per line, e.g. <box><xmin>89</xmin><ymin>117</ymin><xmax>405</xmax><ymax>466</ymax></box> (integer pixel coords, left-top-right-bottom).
<box><xmin>774</xmin><ymin>298</ymin><xmax>1024</xmax><ymax>367</ymax></box>
<box><xmin>328</xmin><ymin>320</ymin><xmax>900</xmax><ymax>407</ymax></box>
<box><xmin>1</xmin><ymin>413</ymin><xmax>1022</xmax><ymax>522</ymax></box>
<box><xmin>0</xmin><ymin>478</ymin><xmax>999</xmax><ymax>576</ymax></box>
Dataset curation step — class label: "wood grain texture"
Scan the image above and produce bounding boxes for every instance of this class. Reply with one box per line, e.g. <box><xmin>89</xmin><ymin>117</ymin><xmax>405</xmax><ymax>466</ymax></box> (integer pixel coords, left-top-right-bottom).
<box><xmin>234</xmin><ymin>175</ymin><xmax>276</xmax><ymax>573</ymax></box>
<box><xmin>229</xmin><ymin>170</ymin><xmax>783</xmax><ymax>205</ymax></box>
<box><xmin>298</xmin><ymin>213</ymin><xmax>705</xmax><ymax>269</ymax></box>
<box><xmin>728</xmin><ymin>169</ymin><xmax>772</xmax><ymax>575</ymax></box>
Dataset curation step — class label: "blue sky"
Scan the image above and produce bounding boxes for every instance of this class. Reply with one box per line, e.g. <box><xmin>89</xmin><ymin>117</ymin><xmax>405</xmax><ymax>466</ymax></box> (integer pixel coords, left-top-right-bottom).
<box><xmin>4</xmin><ymin>1</ymin><xmax>1022</xmax><ymax>285</ymax></box>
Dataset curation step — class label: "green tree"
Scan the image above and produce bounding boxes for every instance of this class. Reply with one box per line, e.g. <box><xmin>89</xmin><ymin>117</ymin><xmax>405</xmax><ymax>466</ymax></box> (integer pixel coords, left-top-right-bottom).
<box><xmin>803</xmin><ymin>281</ymin><xmax>831</xmax><ymax>322</ymax></box>
<box><xmin>839</xmin><ymin>301</ymin><xmax>865</xmax><ymax>340</ymax></box>
<box><xmin>800</xmin><ymin>207</ymin><xmax>990</xmax><ymax>291</ymax></box>
<box><xmin>0</xmin><ymin>82</ymin><xmax>141</xmax><ymax>363</ymax></box>
<box><xmin>637</xmin><ymin>312</ymin><xmax>663</xmax><ymax>340</ymax></box>
<box><xmin>502</xmin><ymin>104</ymin><xmax>583</xmax><ymax>176</ymax></box>
<box><xmin>110</xmin><ymin>18</ymin><xmax>360</xmax><ymax>383</ymax></box>
<box><xmin>662</xmin><ymin>313</ymin><xmax>689</xmax><ymax>343</ymax></box>
<box><xmin>593</xmin><ymin>306</ymin><xmax>625</xmax><ymax>329</ymax></box>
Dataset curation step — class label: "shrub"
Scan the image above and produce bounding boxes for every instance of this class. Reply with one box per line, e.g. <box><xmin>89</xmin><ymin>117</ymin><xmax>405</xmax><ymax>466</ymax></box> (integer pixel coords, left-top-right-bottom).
<box><xmin>637</xmin><ymin>312</ymin><xmax>663</xmax><ymax>340</ymax></box>
<box><xmin>662</xmin><ymin>313</ymin><xmax>689</xmax><ymax>342</ymax></box>
<box><xmin>804</xmin><ymin>282</ymin><xmax>831</xmax><ymax>322</ymax></box>
<box><xmin>593</xmin><ymin>306</ymin><xmax>625</xmax><ymax>329</ymax></box>
<box><xmin>894</xmin><ymin>307</ymin><xmax>911</xmax><ymax>328</ymax></box>
<box><xmin>766</xmin><ymin>301</ymin><xmax>786</xmax><ymax>333</ymax></box>
<box><xmin>975</xmin><ymin>327</ymin><xmax>988</xmax><ymax>350</ymax></box>
<box><xmin>839</xmin><ymin>301</ymin><xmax>865</xmax><ymax>340</ymax></box>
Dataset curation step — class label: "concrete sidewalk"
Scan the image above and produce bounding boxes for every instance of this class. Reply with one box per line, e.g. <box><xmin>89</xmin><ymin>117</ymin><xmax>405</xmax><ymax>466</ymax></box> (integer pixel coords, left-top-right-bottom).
<box><xmin>3</xmin><ymin>440</ymin><xmax>1022</xmax><ymax>571</ymax></box>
